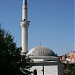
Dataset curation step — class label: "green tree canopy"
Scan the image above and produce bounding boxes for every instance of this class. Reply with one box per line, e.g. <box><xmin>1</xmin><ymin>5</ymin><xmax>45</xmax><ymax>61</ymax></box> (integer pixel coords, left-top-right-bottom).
<box><xmin>0</xmin><ymin>26</ymin><xmax>31</xmax><ymax>75</ymax></box>
<box><xmin>64</xmin><ymin>63</ymin><xmax>75</xmax><ymax>75</ymax></box>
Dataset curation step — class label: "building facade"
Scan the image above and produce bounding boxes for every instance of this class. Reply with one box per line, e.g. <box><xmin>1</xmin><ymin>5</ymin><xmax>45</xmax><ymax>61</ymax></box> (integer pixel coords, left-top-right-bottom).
<box><xmin>67</xmin><ymin>51</ymin><xmax>75</xmax><ymax>63</ymax></box>
<box><xmin>28</xmin><ymin>46</ymin><xmax>64</xmax><ymax>75</ymax></box>
<box><xmin>59</xmin><ymin>51</ymin><xmax>75</xmax><ymax>63</ymax></box>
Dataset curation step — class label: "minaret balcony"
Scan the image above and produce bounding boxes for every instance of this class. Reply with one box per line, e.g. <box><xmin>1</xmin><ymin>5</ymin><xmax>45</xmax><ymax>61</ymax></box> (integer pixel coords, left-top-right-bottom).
<box><xmin>21</xmin><ymin>20</ymin><xmax>30</xmax><ymax>28</ymax></box>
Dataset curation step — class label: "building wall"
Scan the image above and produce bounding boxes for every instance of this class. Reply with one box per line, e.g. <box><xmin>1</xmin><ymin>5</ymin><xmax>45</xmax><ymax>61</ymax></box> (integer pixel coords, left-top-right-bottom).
<box><xmin>68</xmin><ymin>51</ymin><xmax>75</xmax><ymax>62</ymax></box>
<box><xmin>58</xmin><ymin>64</ymin><xmax>64</xmax><ymax>75</ymax></box>
<box><xmin>30</xmin><ymin>64</ymin><xmax>64</xmax><ymax>75</ymax></box>
<box><xmin>30</xmin><ymin>65</ymin><xmax>58</xmax><ymax>75</ymax></box>
<box><xmin>59</xmin><ymin>55</ymin><xmax>66</xmax><ymax>61</ymax></box>
<box><xmin>59</xmin><ymin>51</ymin><xmax>75</xmax><ymax>63</ymax></box>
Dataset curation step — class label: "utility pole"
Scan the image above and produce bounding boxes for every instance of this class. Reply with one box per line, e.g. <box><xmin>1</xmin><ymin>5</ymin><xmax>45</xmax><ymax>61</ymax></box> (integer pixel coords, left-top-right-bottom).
<box><xmin>42</xmin><ymin>64</ymin><xmax>44</xmax><ymax>75</ymax></box>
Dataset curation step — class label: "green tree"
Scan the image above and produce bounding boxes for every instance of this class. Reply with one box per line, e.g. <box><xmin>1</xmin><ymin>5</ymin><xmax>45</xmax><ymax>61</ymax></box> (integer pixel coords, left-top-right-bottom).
<box><xmin>19</xmin><ymin>54</ymin><xmax>32</xmax><ymax>75</ymax></box>
<box><xmin>64</xmin><ymin>63</ymin><xmax>75</xmax><ymax>75</ymax></box>
<box><xmin>0</xmin><ymin>26</ymin><xmax>31</xmax><ymax>75</ymax></box>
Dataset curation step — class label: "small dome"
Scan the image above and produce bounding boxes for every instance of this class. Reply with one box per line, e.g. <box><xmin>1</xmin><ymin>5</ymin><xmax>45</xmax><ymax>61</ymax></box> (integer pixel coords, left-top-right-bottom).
<box><xmin>28</xmin><ymin>46</ymin><xmax>56</xmax><ymax>56</ymax></box>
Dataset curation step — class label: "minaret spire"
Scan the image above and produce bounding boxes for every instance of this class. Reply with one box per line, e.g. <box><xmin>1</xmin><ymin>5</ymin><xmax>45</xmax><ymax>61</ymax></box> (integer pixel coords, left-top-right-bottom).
<box><xmin>23</xmin><ymin>0</ymin><xmax>27</xmax><ymax>5</ymax></box>
<box><xmin>21</xmin><ymin>0</ymin><xmax>30</xmax><ymax>54</ymax></box>
<box><xmin>22</xmin><ymin>0</ymin><xmax>28</xmax><ymax>21</ymax></box>
<box><xmin>25</xmin><ymin>0</ymin><xmax>27</xmax><ymax>5</ymax></box>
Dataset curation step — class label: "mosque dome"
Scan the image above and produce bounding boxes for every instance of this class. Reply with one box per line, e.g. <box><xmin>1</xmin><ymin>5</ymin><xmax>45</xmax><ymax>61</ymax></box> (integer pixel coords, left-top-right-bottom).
<box><xmin>28</xmin><ymin>46</ymin><xmax>56</xmax><ymax>56</ymax></box>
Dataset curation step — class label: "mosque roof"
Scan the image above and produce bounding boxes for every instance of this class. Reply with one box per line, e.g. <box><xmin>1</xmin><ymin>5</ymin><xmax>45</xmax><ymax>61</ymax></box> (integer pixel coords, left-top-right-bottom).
<box><xmin>28</xmin><ymin>46</ymin><xmax>56</xmax><ymax>56</ymax></box>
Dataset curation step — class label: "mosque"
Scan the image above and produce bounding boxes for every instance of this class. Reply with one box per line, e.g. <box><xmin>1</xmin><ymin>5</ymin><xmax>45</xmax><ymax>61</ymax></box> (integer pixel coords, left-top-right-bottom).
<box><xmin>21</xmin><ymin>0</ymin><xmax>64</xmax><ymax>75</ymax></box>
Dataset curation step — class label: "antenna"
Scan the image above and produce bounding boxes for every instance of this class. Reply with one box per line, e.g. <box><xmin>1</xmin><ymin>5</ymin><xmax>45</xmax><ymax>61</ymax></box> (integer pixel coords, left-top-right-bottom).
<box><xmin>40</xmin><ymin>41</ymin><xmax>41</xmax><ymax>46</ymax></box>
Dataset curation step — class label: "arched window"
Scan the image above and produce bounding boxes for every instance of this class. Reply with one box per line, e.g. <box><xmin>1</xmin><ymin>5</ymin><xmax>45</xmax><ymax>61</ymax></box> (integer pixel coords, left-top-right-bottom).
<box><xmin>33</xmin><ymin>69</ymin><xmax>37</xmax><ymax>75</ymax></box>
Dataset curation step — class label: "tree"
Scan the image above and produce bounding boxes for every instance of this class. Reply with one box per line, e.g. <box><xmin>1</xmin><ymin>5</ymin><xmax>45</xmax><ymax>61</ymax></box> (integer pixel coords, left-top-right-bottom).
<box><xmin>64</xmin><ymin>63</ymin><xmax>75</xmax><ymax>75</ymax></box>
<box><xmin>19</xmin><ymin>54</ymin><xmax>32</xmax><ymax>75</ymax></box>
<box><xmin>0</xmin><ymin>26</ymin><xmax>31</xmax><ymax>75</ymax></box>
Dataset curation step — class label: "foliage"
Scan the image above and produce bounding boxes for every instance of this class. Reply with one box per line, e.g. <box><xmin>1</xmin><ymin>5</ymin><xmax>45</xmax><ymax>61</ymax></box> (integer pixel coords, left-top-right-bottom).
<box><xmin>64</xmin><ymin>63</ymin><xmax>75</xmax><ymax>75</ymax></box>
<box><xmin>0</xmin><ymin>26</ymin><xmax>31</xmax><ymax>75</ymax></box>
<box><xmin>19</xmin><ymin>54</ymin><xmax>32</xmax><ymax>75</ymax></box>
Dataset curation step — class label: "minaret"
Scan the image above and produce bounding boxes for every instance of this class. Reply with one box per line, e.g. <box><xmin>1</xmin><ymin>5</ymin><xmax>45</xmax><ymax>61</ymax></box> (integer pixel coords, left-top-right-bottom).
<box><xmin>21</xmin><ymin>0</ymin><xmax>30</xmax><ymax>54</ymax></box>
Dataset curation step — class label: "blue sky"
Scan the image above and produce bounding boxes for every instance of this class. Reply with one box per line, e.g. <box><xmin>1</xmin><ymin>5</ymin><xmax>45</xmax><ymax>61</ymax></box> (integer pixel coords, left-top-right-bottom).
<box><xmin>0</xmin><ymin>0</ymin><xmax>74</xmax><ymax>55</ymax></box>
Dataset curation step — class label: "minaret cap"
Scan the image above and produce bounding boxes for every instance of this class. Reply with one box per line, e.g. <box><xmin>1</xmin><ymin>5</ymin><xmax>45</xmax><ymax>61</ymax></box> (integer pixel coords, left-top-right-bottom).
<box><xmin>23</xmin><ymin>0</ymin><xmax>27</xmax><ymax>5</ymax></box>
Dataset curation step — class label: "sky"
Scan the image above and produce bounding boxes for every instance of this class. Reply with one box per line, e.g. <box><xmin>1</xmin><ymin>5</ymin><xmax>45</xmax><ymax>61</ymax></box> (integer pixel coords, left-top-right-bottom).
<box><xmin>0</xmin><ymin>0</ymin><xmax>74</xmax><ymax>55</ymax></box>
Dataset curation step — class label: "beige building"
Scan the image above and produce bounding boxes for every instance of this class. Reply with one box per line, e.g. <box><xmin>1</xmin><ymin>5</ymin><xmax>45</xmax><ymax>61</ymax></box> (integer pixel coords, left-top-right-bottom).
<box><xmin>59</xmin><ymin>51</ymin><xmax>75</xmax><ymax>63</ymax></box>
<box><xmin>67</xmin><ymin>51</ymin><xmax>75</xmax><ymax>63</ymax></box>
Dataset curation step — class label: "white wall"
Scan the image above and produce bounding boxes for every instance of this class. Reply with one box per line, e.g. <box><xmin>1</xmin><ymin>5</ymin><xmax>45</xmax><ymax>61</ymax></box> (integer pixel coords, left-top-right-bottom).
<box><xmin>30</xmin><ymin>65</ymin><xmax>58</xmax><ymax>75</ymax></box>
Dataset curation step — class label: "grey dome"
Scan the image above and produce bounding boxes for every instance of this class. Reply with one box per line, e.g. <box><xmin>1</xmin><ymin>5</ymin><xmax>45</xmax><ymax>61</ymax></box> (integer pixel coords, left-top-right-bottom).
<box><xmin>28</xmin><ymin>46</ymin><xmax>56</xmax><ymax>56</ymax></box>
